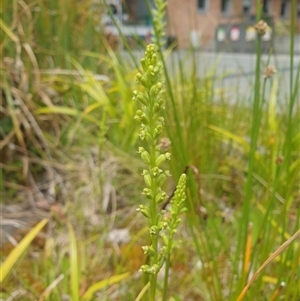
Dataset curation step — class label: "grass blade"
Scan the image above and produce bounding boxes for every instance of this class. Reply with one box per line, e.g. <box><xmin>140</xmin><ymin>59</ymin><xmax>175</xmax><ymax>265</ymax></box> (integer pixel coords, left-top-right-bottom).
<box><xmin>208</xmin><ymin>124</ymin><xmax>250</xmax><ymax>152</ymax></box>
<box><xmin>0</xmin><ymin>218</ymin><xmax>48</xmax><ymax>283</ymax></box>
<box><xmin>0</xmin><ymin>17</ymin><xmax>19</xmax><ymax>43</ymax></box>
<box><xmin>236</xmin><ymin>229</ymin><xmax>300</xmax><ymax>301</ymax></box>
<box><xmin>68</xmin><ymin>223</ymin><xmax>79</xmax><ymax>301</ymax></box>
<box><xmin>82</xmin><ymin>272</ymin><xmax>130</xmax><ymax>300</ymax></box>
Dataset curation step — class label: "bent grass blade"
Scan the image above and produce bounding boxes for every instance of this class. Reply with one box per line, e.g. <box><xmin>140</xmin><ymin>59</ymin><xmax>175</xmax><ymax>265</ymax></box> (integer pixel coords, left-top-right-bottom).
<box><xmin>0</xmin><ymin>218</ymin><xmax>49</xmax><ymax>283</ymax></box>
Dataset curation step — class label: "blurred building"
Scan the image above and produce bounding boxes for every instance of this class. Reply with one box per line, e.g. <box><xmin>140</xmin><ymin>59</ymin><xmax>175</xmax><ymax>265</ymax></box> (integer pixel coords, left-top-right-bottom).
<box><xmin>104</xmin><ymin>0</ymin><xmax>300</xmax><ymax>50</ymax></box>
<box><xmin>166</xmin><ymin>0</ymin><xmax>300</xmax><ymax>49</ymax></box>
<box><xmin>103</xmin><ymin>0</ymin><xmax>153</xmax><ymax>48</ymax></box>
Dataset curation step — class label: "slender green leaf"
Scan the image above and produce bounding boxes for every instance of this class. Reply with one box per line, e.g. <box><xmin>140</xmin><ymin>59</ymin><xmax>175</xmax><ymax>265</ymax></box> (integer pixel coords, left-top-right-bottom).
<box><xmin>68</xmin><ymin>223</ymin><xmax>79</xmax><ymax>301</ymax></box>
<box><xmin>0</xmin><ymin>219</ymin><xmax>48</xmax><ymax>283</ymax></box>
<box><xmin>82</xmin><ymin>272</ymin><xmax>130</xmax><ymax>300</ymax></box>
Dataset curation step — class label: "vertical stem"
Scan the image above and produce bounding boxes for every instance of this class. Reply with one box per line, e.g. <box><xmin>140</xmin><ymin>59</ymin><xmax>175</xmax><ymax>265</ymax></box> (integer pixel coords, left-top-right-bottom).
<box><xmin>148</xmin><ymin>93</ymin><xmax>158</xmax><ymax>301</ymax></box>
<box><xmin>244</xmin><ymin>34</ymin><xmax>261</xmax><ymax>270</ymax></box>
<box><xmin>279</xmin><ymin>0</ymin><xmax>297</xmax><ymax>269</ymax></box>
<box><xmin>162</xmin><ymin>235</ymin><xmax>173</xmax><ymax>301</ymax></box>
<box><xmin>289</xmin><ymin>0</ymin><xmax>295</xmax><ymax>103</ymax></box>
<box><xmin>284</xmin><ymin>0</ymin><xmax>296</xmax><ymax>169</ymax></box>
<box><xmin>236</xmin><ymin>1</ymin><xmax>262</xmax><ymax>292</ymax></box>
<box><xmin>149</xmin><ymin>179</ymin><xmax>158</xmax><ymax>301</ymax></box>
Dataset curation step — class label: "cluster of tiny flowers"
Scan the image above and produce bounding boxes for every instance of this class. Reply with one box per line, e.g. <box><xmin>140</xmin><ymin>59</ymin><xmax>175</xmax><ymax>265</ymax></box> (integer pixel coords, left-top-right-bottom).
<box><xmin>162</xmin><ymin>174</ymin><xmax>187</xmax><ymax>249</ymax></box>
<box><xmin>264</xmin><ymin>65</ymin><xmax>277</xmax><ymax>78</ymax></box>
<box><xmin>151</xmin><ymin>0</ymin><xmax>167</xmax><ymax>48</ymax></box>
<box><xmin>169</xmin><ymin>174</ymin><xmax>187</xmax><ymax>227</ymax></box>
<box><xmin>133</xmin><ymin>44</ymin><xmax>171</xmax><ymax>275</ymax></box>
<box><xmin>254</xmin><ymin>20</ymin><xmax>268</xmax><ymax>36</ymax></box>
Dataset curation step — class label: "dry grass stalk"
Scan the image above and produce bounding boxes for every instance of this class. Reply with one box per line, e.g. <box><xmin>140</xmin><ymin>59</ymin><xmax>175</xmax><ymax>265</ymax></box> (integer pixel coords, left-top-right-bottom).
<box><xmin>236</xmin><ymin>229</ymin><xmax>300</xmax><ymax>301</ymax></box>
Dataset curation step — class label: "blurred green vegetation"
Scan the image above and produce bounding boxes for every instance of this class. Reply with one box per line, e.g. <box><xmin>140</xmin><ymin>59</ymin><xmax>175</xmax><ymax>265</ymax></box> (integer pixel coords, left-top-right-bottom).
<box><xmin>0</xmin><ymin>0</ymin><xmax>299</xmax><ymax>300</ymax></box>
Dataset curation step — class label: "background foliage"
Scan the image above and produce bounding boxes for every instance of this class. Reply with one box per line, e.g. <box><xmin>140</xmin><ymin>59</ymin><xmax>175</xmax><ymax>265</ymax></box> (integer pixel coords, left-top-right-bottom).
<box><xmin>1</xmin><ymin>0</ymin><xmax>299</xmax><ymax>300</ymax></box>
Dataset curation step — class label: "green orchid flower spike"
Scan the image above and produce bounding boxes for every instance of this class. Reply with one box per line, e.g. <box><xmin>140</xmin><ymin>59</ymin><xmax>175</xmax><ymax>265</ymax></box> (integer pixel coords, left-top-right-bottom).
<box><xmin>134</xmin><ymin>44</ymin><xmax>169</xmax><ymax>278</ymax></box>
<box><xmin>134</xmin><ymin>44</ymin><xmax>187</xmax><ymax>301</ymax></box>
